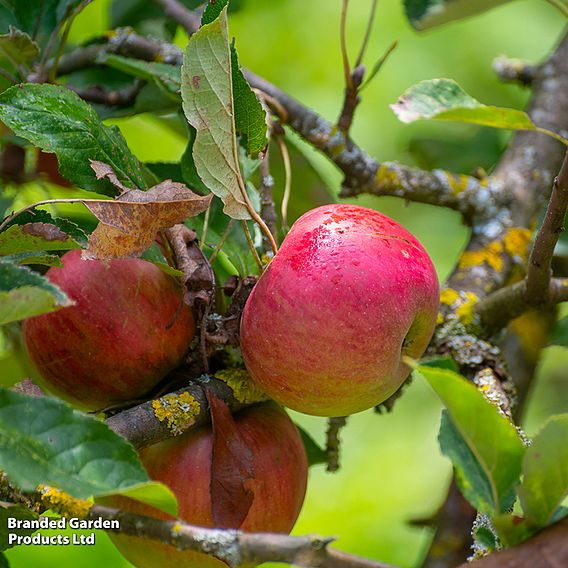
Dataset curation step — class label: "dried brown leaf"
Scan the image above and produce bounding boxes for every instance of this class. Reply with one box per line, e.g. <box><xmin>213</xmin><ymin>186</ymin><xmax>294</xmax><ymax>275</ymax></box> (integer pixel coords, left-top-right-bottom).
<box><xmin>206</xmin><ymin>391</ymin><xmax>255</xmax><ymax>529</ymax></box>
<box><xmin>84</xmin><ymin>162</ymin><xmax>212</xmax><ymax>259</ymax></box>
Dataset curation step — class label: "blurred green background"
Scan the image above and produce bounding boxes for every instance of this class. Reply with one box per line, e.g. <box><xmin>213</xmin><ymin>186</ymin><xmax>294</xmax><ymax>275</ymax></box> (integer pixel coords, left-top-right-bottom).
<box><xmin>3</xmin><ymin>0</ymin><xmax>568</xmax><ymax>567</ymax></box>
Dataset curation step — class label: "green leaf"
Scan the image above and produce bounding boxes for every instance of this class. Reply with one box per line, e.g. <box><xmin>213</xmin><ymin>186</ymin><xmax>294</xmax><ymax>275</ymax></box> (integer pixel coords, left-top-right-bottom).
<box><xmin>297</xmin><ymin>425</ymin><xmax>327</xmax><ymax>467</ymax></box>
<box><xmin>230</xmin><ymin>42</ymin><xmax>267</xmax><ymax>155</ymax></box>
<box><xmin>418</xmin><ymin>365</ymin><xmax>526</xmax><ymax>515</ymax></box>
<box><xmin>493</xmin><ymin>514</ymin><xmax>533</xmax><ymax>548</ymax></box>
<box><xmin>97</xmin><ymin>53</ymin><xmax>181</xmax><ymax>97</ymax></box>
<box><xmin>550</xmin><ymin>316</ymin><xmax>568</xmax><ymax>347</ymax></box>
<box><xmin>438</xmin><ymin>411</ymin><xmax>498</xmax><ymax>513</ymax></box>
<box><xmin>181</xmin><ymin>7</ymin><xmax>250</xmax><ymax>219</ymax></box>
<box><xmin>2</xmin><ymin>251</ymin><xmax>62</xmax><ymax>268</ymax></box>
<box><xmin>201</xmin><ymin>0</ymin><xmax>229</xmax><ymax>25</ymax></box>
<box><xmin>0</xmin><ymin>223</ymin><xmax>80</xmax><ymax>255</ymax></box>
<box><xmin>0</xmin><ymin>388</ymin><xmax>177</xmax><ymax>516</ymax></box>
<box><xmin>392</xmin><ymin>79</ymin><xmax>537</xmax><ymax>130</ymax></box>
<box><xmin>0</xmin><ymin>504</ymin><xmax>39</xmax><ymax>551</ymax></box>
<box><xmin>0</xmin><ymin>261</ymin><xmax>71</xmax><ymax>325</ymax></box>
<box><xmin>0</xmin><ymin>27</ymin><xmax>38</xmax><ymax>67</ymax></box>
<box><xmin>2</xmin><ymin>210</ymin><xmax>89</xmax><ymax>247</ymax></box>
<box><xmin>99</xmin><ymin>481</ymin><xmax>178</xmax><ymax>517</ymax></box>
<box><xmin>519</xmin><ymin>415</ymin><xmax>568</xmax><ymax>528</ymax></box>
<box><xmin>403</xmin><ymin>0</ymin><xmax>514</xmax><ymax>31</ymax></box>
<box><xmin>0</xmin><ymin>551</ymin><xmax>8</xmax><ymax>567</ymax></box>
<box><xmin>0</xmin><ymin>84</ymin><xmax>152</xmax><ymax>195</ymax></box>
<box><xmin>391</xmin><ymin>79</ymin><xmax>568</xmax><ymax>146</ymax></box>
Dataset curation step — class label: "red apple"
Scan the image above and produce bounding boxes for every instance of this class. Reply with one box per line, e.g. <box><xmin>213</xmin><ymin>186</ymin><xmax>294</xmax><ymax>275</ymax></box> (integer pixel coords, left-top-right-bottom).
<box><xmin>23</xmin><ymin>249</ymin><xmax>195</xmax><ymax>410</ymax></box>
<box><xmin>240</xmin><ymin>204</ymin><xmax>440</xmax><ymax>416</ymax></box>
<box><xmin>106</xmin><ymin>402</ymin><xmax>308</xmax><ymax>568</ymax></box>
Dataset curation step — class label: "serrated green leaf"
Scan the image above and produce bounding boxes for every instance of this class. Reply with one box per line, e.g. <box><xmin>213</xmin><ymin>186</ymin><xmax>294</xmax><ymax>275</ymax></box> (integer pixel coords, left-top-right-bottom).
<box><xmin>403</xmin><ymin>0</ymin><xmax>514</xmax><ymax>31</ymax></box>
<box><xmin>418</xmin><ymin>365</ymin><xmax>525</xmax><ymax>515</ymax></box>
<box><xmin>230</xmin><ymin>43</ymin><xmax>267</xmax><ymax>155</ymax></box>
<box><xmin>3</xmin><ymin>210</ymin><xmax>88</xmax><ymax>247</ymax></box>
<box><xmin>201</xmin><ymin>0</ymin><xmax>229</xmax><ymax>25</ymax></box>
<box><xmin>519</xmin><ymin>415</ymin><xmax>568</xmax><ymax>528</ymax></box>
<box><xmin>0</xmin><ymin>223</ymin><xmax>80</xmax><ymax>255</ymax></box>
<box><xmin>2</xmin><ymin>251</ymin><xmax>62</xmax><ymax>268</ymax></box>
<box><xmin>297</xmin><ymin>425</ymin><xmax>326</xmax><ymax>467</ymax></box>
<box><xmin>181</xmin><ymin>7</ymin><xmax>250</xmax><ymax>220</ymax></box>
<box><xmin>0</xmin><ymin>261</ymin><xmax>71</xmax><ymax>325</ymax></box>
<box><xmin>0</xmin><ymin>27</ymin><xmax>38</xmax><ymax>67</ymax></box>
<box><xmin>392</xmin><ymin>79</ymin><xmax>538</xmax><ymax>132</ymax></box>
<box><xmin>0</xmin><ymin>388</ymin><xmax>178</xmax><ymax>517</ymax></box>
<box><xmin>0</xmin><ymin>504</ymin><xmax>38</xmax><ymax>551</ymax></box>
<box><xmin>0</xmin><ymin>84</ymin><xmax>152</xmax><ymax>195</ymax></box>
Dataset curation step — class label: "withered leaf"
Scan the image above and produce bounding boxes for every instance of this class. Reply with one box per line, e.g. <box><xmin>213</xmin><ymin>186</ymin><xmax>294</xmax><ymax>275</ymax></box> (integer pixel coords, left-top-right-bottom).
<box><xmin>206</xmin><ymin>391</ymin><xmax>255</xmax><ymax>529</ymax></box>
<box><xmin>85</xmin><ymin>161</ymin><xmax>212</xmax><ymax>259</ymax></box>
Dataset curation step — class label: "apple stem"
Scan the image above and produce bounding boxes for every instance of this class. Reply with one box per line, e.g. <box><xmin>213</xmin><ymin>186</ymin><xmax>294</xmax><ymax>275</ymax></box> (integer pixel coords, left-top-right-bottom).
<box><xmin>241</xmin><ymin>220</ymin><xmax>264</xmax><ymax>273</ymax></box>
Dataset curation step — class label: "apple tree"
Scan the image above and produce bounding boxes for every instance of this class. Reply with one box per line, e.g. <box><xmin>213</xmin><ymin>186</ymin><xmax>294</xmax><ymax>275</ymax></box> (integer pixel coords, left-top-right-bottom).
<box><xmin>0</xmin><ymin>1</ymin><xmax>567</xmax><ymax>567</ymax></box>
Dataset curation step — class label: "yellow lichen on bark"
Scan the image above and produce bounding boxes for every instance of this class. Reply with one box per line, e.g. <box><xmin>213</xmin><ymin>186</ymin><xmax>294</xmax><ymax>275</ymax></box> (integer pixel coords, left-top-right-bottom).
<box><xmin>37</xmin><ymin>485</ymin><xmax>91</xmax><ymax>518</ymax></box>
<box><xmin>215</xmin><ymin>368</ymin><xmax>268</xmax><ymax>405</ymax></box>
<box><xmin>503</xmin><ymin>227</ymin><xmax>532</xmax><ymax>261</ymax></box>
<box><xmin>152</xmin><ymin>391</ymin><xmax>201</xmax><ymax>436</ymax></box>
<box><xmin>459</xmin><ymin>241</ymin><xmax>504</xmax><ymax>272</ymax></box>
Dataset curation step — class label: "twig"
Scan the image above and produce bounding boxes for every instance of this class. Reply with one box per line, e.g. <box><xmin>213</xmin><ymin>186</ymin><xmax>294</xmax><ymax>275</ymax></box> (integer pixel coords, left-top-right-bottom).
<box><xmin>340</xmin><ymin>0</ymin><xmax>353</xmax><ymax>90</ymax></box>
<box><xmin>208</xmin><ymin>219</ymin><xmax>236</xmax><ymax>266</ymax></box>
<box><xmin>67</xmin><ymin>82</ymin><xmax>143</xmax><ymax>107</ymax></box>
<box><xmin>259</xmin><ymin>148</ymin><xmax>278</xmax><ymax>254</ymax></box>
<box><xmin>151</xmin><ymin>0</ymin><xmax>202</xmax><ymax>35</ymax></box>
<box><xmin>475</xmin><ymin>277</ymin><xmax>568</xmax><ymax>333</ymax></box>
<box><xmin>49</xmin><ymin>0</ymin><xmax>94</xmax><ymax>82</ymax></box>
<box><xmin>325</xmin><ymin>417</ymin><xmax>348</xmax><ymax>473</ymax></box>
<box><xmin>241</xmin><ymin>220</ymin><xmax>263</xmax><ymax>273</ymax></box>
<box><xmin>524</xmin><ymin>150</ymin><xmax>568</xmax><ymax>303</ymax></box>
<box><xmin>355</xmin><ymin>0</ymin><xmax>378</xmax><ymax>68</ymax></box>
<box><xmin>277</xmin><ymin>135</ymin><xmax>292</xmax><ymax>233</ymax></box>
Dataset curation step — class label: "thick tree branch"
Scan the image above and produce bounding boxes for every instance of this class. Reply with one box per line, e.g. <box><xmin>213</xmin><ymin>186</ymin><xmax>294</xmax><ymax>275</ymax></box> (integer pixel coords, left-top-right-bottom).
<box><xmin>244</xmin><ymin>71</ymin><xmax>489</xmax><ymax>221</ymax></box>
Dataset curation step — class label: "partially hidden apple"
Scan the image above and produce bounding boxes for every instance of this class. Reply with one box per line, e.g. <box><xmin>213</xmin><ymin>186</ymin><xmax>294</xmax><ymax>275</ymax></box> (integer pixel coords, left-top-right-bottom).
<box><xmin>240</xmin><ymin>204</ymin><xmax>440</xmax><ymax>416</ymax></box>
<box><xmin>106</xmin><ymin>402</ymin><xmax>308</xmax><ymax>568</ymax></box>
<box><xmin>23</xmin><ymin>249</ymin><xmax>195</xmax><ymax>410</ymax></box>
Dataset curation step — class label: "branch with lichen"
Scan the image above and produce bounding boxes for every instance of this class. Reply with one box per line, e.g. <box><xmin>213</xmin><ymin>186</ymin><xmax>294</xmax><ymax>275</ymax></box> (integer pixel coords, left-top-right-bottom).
<box><xmin>0</xmin><ymin>479</ymin><xmax>396</xmax><ymax>568</ymax></box>
<box><xmin>106</xmin><ymin>371</ymin><xmax>268</xmax><ymax>450</ymax></box>
<box><xmin>492</xmin><ymin>56</ymin><xmax>537</xmax><ymax>86</ymax></box>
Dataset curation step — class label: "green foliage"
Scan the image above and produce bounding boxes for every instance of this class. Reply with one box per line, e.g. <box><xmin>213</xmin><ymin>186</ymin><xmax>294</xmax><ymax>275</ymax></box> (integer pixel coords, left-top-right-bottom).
<box><xmin>0</xmin><ymin>84</ymin><xmax>153</xmax><ymax>195</ymax></box>
<box><xmin>403</xmin><ymin>0</ymin><xmax>514</xmax><ymax>30</ymax></box>
<box><xmin>0</xmin><ymin>28</ymin><xmax>38</xmax><ymax>68</ymax></box>
<box><xmin>519</xmin><ymin>415</ymin><xmax>568</xmax><ymax>527</ymax></box>
<box><xmin>0</xmin><ymin>388</ymin><xmax>177</xmax><ymax>515</ymax></box>
<box><xmin>550</xmin><ymin>316</ymin><xmax>568</xmax><ymax>347</ymax></box>
<box><xmin>0</xmin><ymin>505</ymin><xmax>38</xmax><ymax>551</ymax></box>
<box><xmin>297</xmin><ymin>425</ymin><xmax>327</xmax><ymax>467</ymax></box>
<box><xmin>0</xmin><ymin>262</ymin><xmax>71</xmax><ymax>325</ymax></box>
<box><xmin>0</xmin><ymin>224</ymin><xmax>80</xmax><ymax>255</ymax></box>
<box><xmin>418</xmin><ymin>366</ymin><xmax>525</xmax><ymax>515</ymax></box>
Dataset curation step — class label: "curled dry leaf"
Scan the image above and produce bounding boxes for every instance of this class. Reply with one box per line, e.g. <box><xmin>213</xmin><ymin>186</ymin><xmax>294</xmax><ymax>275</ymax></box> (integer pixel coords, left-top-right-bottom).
<box><xmin>206</xmin><ymin>390</ymin><xmax>255</xmax><ymax>529</ymax></box>
<box><xmin>85</xmin><ymin>161</ymin><xmax>212</xmax><ymax>259</ymax></box>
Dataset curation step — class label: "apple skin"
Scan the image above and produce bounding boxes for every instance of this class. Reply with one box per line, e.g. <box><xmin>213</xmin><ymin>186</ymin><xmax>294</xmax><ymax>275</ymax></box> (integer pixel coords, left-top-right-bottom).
<box><xmin>106</xmin><ymin>402</ymin><xmax>308</xmax><ymax>568</ymax></box>
<box><xmin>240</xmin><ymin>204</ymin><xmax>440</xmax><ymax>417</ymax></box>
<box><xmin>23</xmin><ymin>249</ymin><xmax>195</xmax><ymax>410</ymax></box>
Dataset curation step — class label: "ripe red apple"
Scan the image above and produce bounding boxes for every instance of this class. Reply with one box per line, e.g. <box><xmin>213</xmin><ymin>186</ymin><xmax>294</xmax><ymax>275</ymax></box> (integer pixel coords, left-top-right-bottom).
<box><xmin>240</xmin><ymin>204</ymin><xmax>440</xmax><ymax>416</ymax></box>
<box><xmin>23</xmin><ymin>249</ymin><xmax>195</xmax><ymax>410</ymax></box>
<box><xmin>106</xmin><ymin>402</ymin><xmax>308</xmax><ymax>568</ymax></box>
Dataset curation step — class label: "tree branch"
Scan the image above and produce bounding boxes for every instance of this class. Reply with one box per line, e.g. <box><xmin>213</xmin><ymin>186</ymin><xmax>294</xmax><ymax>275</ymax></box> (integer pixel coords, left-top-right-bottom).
<box><xmin>105</xmin><ymin>373</ymin><xmax>266</xmax><ymax>450</ymax></box>
<box><xmin>492</xmin><ymin>56</ymin><xmax>537</xmax><ymax>86</ymax></box>
<box><xmin>525</xmin><ymin>150</ymin><xmax>568</xmax><ymax>303</ymax></box>
<box><xmin>151</xmin><ymin>0</ymin><xmax>201</xmax><ymax>35</ymax></box>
